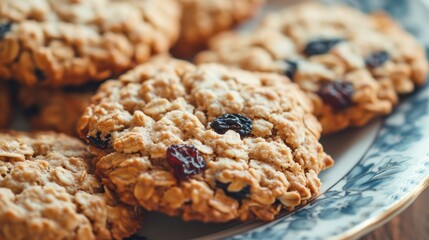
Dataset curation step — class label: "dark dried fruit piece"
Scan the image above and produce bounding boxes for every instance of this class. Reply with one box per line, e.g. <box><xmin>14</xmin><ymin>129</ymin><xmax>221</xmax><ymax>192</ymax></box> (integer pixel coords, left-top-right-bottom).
<box><xmin>0</xmin><ymin>22</ymin><xmax>12</xmax><ymax>39</ymax></box>
<box><xmin>284</xmin><ymin>60</ymin><xmax>298</xmax><ymax>80</ymax></box>
<box><xmin>166</xmin><ymin>144</ymin><xmax>206</xmax><ymax>180</ymax></box>
<box><xmin>87</xmin><ymin>132</ymin><xmax>111</xmax><ymax>149</ymax></box>
<box><xmin>304</xmin><ymin>38</ymin><xmax>344</xmax><ymax>56</ymax></box>
<box><xmin>317</xmin><ymin>81</ymin><xmax>354</xmax><ymax>110</ymax></box>
<box><xmin>210</xmin><ymin>113</ymin><xmax>252</xmax><ymax>137</ymax></box>
<box><xmin>216</xmin><ymin>181</ymin><xmax>250</xmax><ymax>201</ymax></box>
<box><xmin>34</xmin><ymin>68</ymin><xmax>46</xmax><ymax>81</ymax></box>
<box><xmin>365</xmin><ymin>51</ymin><xmax>390</xmax><ymax>68</ymax></box>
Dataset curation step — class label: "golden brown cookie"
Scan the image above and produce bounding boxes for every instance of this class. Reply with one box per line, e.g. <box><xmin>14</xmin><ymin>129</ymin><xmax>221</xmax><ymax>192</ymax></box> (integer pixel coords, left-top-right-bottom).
<box><xmin>197</xmin><ymin>3</ymin><xmax>429</xmax><ymax>134</ymax></box>
<box><xmin>78</xmin><ymin>58</ymin><xmax>333</xmax><ymax>223</ymax></box>
<box><xmin>0</xmin><ymin>0</ymin><xmax>181</xmax><ymax>87</ymax></box>
<box><xmin>0</xmin><ymin>83</ymin><xmax>12</xmax><ymax>129</ymax></box>
<box><xmin>0</xmin><ymin>131</ymin><xmax>143</xmax><ymax>240</ymax></box>
<box><xmin>19</xmin><ymin>83</ymin><xmax>96</xmax><ymax>137</ymax></box>
<box><xmin>172</xmin><ymin>0</ymin><xmax>265</xmax><ymax>57</ymax></box>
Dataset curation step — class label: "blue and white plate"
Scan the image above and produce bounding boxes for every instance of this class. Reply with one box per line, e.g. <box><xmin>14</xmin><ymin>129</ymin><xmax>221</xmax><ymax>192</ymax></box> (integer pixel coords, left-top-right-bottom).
<box><xmin>138</xmin><ymin>0</ymin><xmax>429</xmax><ymax>239</ymax></box>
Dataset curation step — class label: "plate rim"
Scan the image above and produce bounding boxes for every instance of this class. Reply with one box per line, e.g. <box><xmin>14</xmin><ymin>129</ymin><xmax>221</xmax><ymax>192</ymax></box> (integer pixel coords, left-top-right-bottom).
<box><xmin>334</xmin><ymin>176</ymin><xmax>429</xmax><ymax>240</ymax></box>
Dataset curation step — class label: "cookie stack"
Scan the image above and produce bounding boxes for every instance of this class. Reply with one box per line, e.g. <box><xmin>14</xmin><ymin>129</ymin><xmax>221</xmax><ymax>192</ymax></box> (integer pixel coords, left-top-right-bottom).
<box><xmin>1</xmin><ymin>0</ymin><xmax>181</xmax><ymax>135</ymax></box>
<box><xmin>0</xmin><ymin>1</ymin><xmax>427</xmax><ymax>239</ymax></box>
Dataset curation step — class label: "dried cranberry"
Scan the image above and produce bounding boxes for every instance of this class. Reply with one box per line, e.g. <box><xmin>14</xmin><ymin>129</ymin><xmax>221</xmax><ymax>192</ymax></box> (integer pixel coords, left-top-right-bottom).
<box><xmin>216</xmin><ymin>181</ymin><xmax>250</xmax><ymax>201</ymax></box>
<box><xmin>34</xmin><ymin>68</ymin><xmax>46</xmax><ymax>81</ymax></box>
<box><xmin>365</xmin><ymin>51</ymin><xmax>390</xmax><ymax>68</ymax></box>
<box><xmin>0</xmin><ymin>22</ymin><xmax>12</xmax><ymax>39</ymax></box>
<box><xmin>210</xmin><ymin>113</ymin><xmax>252</xmax><ymax>137</ymax></box>
<box><xmin>166</xmin><ymin>144</ymin><xmax>206</xmax><ymax>180</ymax></box>
<box><xmin>284</xmin><ymin>60</ymin><xmax>298</xmax><ymax>80</ymax></box>
<box><xmin>317</xmin><ymin>81</ymin><xmax>354</xmax><ymax>110</ymax></box>
<box><xmin>304</xmin><ymin>38</ymin><xmax>344</xmax><ymax>56</ymax></box>
<box><xmin>87</xmin><ymin>132</ymin><xmax>111</xmax><ymax>149</ymax></box>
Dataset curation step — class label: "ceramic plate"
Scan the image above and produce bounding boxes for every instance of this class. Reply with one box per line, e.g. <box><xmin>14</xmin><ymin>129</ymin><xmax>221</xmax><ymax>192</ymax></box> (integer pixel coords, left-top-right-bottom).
<box><xmin>136</xmin><ymin>0</ymin><xmax>429</xmax><ymax>239</ymax></box>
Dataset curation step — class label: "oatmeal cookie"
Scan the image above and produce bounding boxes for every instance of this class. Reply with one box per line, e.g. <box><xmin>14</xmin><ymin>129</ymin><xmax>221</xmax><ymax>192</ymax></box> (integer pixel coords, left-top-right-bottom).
<box><xmin>0</xmin><ymin>83</ymin><xmax>12</xmax><ymax>129</ymax></box>
<box><xmin>0</xmin><ymin>0</ymin><xmax>181</xmax><ymax>87</ymax></box>
<box><xmin>78</xmin><ymin>59</ymin><xmax>333</xmax><ymax>223</ymax></box>
<box><xmin>0</xmin><ymin>131</ymin><xmax>143</xmax><ymax>240</ymax></box>
<box><xmin>197</xmin><ymin>3</ymin><xmax>428</xmax><ymax>134</ymax></box>
<box><xmin>19</xmin><ymin>83</ymin><xmax>97</xmax><ymax>136</ymax></box>
<box><xmin>172</xmin><ymin>0</ymin><xmax>264</xmax><ymax>57</ymax></box>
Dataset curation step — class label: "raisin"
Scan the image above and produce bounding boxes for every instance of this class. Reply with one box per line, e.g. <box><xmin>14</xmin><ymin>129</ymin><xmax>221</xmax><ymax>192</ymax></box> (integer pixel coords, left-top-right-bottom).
<box><xmin>365</xmin><ymin>51</ymin><xmax>390</xmax><ymax>68</ymax></box>
<box><xmin>216</xmin><ymin>181</ymin><xmax>250</xmax><ymax>201</ymax></box>
<box><xmin>317</xmin><ymin>81</ymin><xmax>354</xmax><ymax>110</ymax></box>
<box><xmin>87</xmin><ymin>132</ymin><xmax>111</xmax><ymax>149</ymax></box>
<box><xmin>34</xmin><ymin>68</ymin><xmax>46</xmax><ymax>81</ymax></box>
<box><xmin>284</xmin><ymin>60</ymin><xmax>298</xmax><ymax>80</ymax></box>
<box><xmin>210</xmin><ymin>113</ymin><xmax>252</xmax><ymax>137</ymax></box>
<box><xmin>166</xmin><ymin>144</ymin><xmax>206</xmax><ymax>180</ymax></box>
<box><xmin>0</xmin><ymin>22</ymin><xmax>12</xmax><ymax>39</ymax></box>
<box><xmin>304</xmin><ymin>38</ymin><xmax>344</xmax><ymax>56</ymax></box>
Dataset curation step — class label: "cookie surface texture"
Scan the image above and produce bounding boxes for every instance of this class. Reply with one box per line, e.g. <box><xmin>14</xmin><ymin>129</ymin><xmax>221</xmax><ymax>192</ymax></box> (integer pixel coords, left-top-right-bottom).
<box><xmin>173</xmin><ymin>0</ymin><xmax>265</xmax><ymax>57</ymax></box>
<box><xmin>78</xmin><ymin>59</ymin><xmax>333</xmax><ymax>223</ymax></box>
<box><xmin>0</xmin><ymin>131</ymin><xmax>143</xmax><ymax>240</ymax></box>
<box><xmin>196</xmin><ymin>3</ymin><xmax>429</xmax><ymax>134</ymax></box>
<box><xmin>19</xmin><ymin>84</ymin><xmax>97</xmax><ymax>136</ymax></box>
<box><xmin>0</xmin><ymin>0</ymin><xmax>181</xmax><ymax>86</ymax></box>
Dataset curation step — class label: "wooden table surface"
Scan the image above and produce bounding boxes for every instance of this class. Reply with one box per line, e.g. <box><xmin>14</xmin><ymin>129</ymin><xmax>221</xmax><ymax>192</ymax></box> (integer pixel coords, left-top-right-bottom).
<box><xmin>360</xmin><ymin>189</ymin><xmax>429</xmax><ymax>240</ymax></box>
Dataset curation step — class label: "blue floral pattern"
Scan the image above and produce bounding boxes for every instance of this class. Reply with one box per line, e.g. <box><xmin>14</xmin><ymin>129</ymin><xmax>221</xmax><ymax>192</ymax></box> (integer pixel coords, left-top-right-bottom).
<box><xmin>229</xmin><ymin>0</ymin><xmax>429</xmax><ymax>239</ymax></box>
